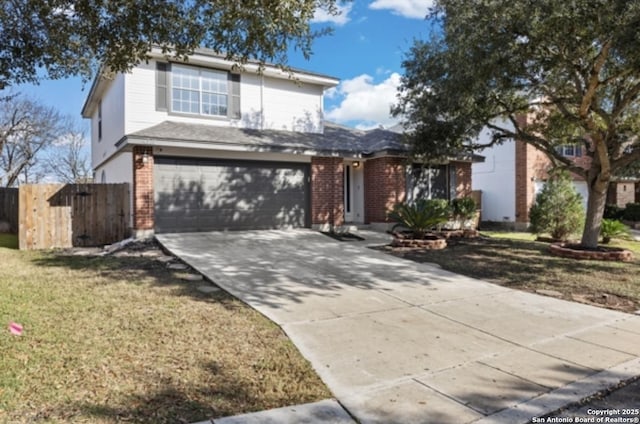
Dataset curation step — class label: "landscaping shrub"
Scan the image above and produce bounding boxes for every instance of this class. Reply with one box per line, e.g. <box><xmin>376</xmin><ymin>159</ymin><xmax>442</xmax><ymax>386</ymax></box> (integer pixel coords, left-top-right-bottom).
<box><xmin>389</xmin><ymin>199</ymin><xmax>451</xmax><ymax>238</ymax></box>
<box><xmin>623</xmin><ymin>203</ymin><xmax>640</xmax><ymax>222</ymax></box>
<box><xmin>529</xmin><ymin>171</ymin><xmax>585</xmax><ymax>241</ymax></box>
<box><xmin>604</xmin><ymin>204</ymin><xmax>625</xmax><ymax>220</ymax></box>
<box><xmin>600</xmin><ymin>219</ymin><xmax>631</xmax><ymax>244</ymax></box>
<box><xmin>451</xmin><ymin>197</ymin><xmax>477</xmax><ymax>220</ymax></box>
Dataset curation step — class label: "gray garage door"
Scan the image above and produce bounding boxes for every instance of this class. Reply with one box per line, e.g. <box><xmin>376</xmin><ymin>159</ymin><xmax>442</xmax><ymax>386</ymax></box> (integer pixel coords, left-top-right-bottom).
<box><xmin>154</xmin><ymin>157</ymin><xmax>310</xmax><ymax>233</ymax></box>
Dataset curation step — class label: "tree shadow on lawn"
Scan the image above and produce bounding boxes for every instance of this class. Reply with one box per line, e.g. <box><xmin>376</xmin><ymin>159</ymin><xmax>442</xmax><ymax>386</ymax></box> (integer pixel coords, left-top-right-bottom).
<box><xmin>18</xmin><ymin>253</ymin><xmax>328</xmax><ymax>423</ymax></box>
<box><xmin>381</xmin><ymin>237</ymin><xmax>640</xmax><ymax>307</ymax></box>
<box><xmin>29</xmin><ymin>251</ymin><xmax>240</xmax><ymax>309</ymax></box>
<box><xmin>64</xmin><ymin>362</ymin><xmax>280</xmax><ymax>424</ymax></box>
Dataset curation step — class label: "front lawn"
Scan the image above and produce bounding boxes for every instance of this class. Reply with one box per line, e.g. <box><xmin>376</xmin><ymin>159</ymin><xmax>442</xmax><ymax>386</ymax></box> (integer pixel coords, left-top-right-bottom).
<box><xmin>0</xmin><ymin>242</ymin><xmax>329</xmax><ymax>423</ymax></box>
<box><xmin>382</xmin><ymin>232</ymin><xmax>640</xmax><ymax>313</ymax></box>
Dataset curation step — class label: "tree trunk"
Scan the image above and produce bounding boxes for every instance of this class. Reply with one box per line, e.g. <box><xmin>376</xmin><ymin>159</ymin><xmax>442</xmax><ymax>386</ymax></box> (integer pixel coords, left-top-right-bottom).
<box><xmin>580</xmin><ymin>178</ymin><xmax>608</xmax><ymax>248</ymax></box>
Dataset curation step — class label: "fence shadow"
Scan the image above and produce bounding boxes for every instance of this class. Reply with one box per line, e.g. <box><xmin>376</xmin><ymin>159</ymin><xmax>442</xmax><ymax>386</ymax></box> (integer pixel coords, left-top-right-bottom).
<box><xmin>0</xmin><ymin>187</ymin><xmax>18</xmax><ymax>232</ymax></box>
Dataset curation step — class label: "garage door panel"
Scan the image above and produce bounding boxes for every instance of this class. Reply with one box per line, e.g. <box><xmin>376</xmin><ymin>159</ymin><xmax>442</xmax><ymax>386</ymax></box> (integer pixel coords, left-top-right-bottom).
<box><xmin>154</xmin><ymin>157</ymin><xmax>309</xmax><ymax>233</ymax></box>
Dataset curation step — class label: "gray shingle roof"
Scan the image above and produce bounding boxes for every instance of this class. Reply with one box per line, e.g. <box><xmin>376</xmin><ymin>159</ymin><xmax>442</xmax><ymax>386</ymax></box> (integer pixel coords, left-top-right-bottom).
<box><xmin>128</xmin><ymin>121</ymin><xmax>410</xmax><ymax>156</ymax></box>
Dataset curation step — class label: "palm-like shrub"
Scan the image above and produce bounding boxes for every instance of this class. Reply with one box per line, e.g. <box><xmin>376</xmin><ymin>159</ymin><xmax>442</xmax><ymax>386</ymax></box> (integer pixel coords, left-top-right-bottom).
<box><xmin>600</xmin><ymin>219</ymin><xmax>631</xmax><ymax>244</ymax></box>
<box><xmin>389</xmin><ymin>199</ymin><xmax>451</xmax><ymax>238</ymax></box>
<box><xmin>529</xmin><ymin>171</ymin><xmax>585</xmax><ymax>241</ymax></box>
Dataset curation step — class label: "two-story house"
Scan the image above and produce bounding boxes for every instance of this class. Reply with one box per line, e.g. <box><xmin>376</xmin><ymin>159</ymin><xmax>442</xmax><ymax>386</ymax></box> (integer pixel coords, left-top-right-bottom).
<box><xmin>82</xmin><ymin>48</ymin><xmax>475</xmax><ymax>237</ymax></box>
<box><xmin>472</xmin><ymin>123</ymin><xmax>636</xmax><ymax>229</ymax></box>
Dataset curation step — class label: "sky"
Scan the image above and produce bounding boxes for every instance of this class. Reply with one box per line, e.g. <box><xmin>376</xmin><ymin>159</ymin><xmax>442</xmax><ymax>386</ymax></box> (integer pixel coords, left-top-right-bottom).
<box><xmin>15</xmin><ymin>0</ymin><xmax>436</xmax><ymax>133</ymax></box>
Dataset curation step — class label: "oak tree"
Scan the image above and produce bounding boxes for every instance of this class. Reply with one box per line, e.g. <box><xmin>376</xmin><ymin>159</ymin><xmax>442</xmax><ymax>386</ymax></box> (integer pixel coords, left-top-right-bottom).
<box><xmin>393</xmin><ymin>0</ymin><xmax>640</xmax><ymax>248</ymax></box>
<box><xmin>0</xmin><ymin>0</ymin><xmax>341</xmax><ymax>89</ymax></box>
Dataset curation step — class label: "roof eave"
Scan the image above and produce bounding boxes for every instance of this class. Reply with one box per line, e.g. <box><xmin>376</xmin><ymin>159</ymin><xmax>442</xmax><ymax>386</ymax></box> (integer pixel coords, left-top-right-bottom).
<box><xmin>148</xmin><ymin>48</ymin><xmax>340</xmax><ymax>87</ymax></box>
<box><xmin>124</xmin><ymin>134</ymin><xmax>363</xmax><ymax>158</ymax></box>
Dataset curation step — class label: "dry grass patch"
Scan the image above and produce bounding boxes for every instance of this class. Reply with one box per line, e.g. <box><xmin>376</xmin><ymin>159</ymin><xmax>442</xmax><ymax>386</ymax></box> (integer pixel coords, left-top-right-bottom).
<box><xmin>380</xmin><ymin>232</ymin><xmax>640</xmax><ymax>313</ymax></box>
<box><xmin>0</xmin><ymin>243</ymin><xmax>329</xmax><ymax>423</ymax></box>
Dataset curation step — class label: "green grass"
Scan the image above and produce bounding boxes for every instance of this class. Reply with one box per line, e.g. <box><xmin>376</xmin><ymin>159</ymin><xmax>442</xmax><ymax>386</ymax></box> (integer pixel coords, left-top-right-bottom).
<box><xmin>0</xmin><ymin>233</ymin><xmax>18</xmax><ymax>249</ymax></box>
<box><xmin>383</xmin><ymin>232</ymin><xmax>640</xmax><ymax>313</ymax></box>
<box><xmin>0</xmin><ymin>245</ymin><xmax>329</xmax><ymax>423</ymax></box>
<box><xmin>481</xmin><ymin>231</ymin><xmax>537</xmax><ymax>241</ymax></box>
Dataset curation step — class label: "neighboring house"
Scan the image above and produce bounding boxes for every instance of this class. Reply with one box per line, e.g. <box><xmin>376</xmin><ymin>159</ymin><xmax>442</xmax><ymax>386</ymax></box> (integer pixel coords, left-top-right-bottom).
<box><xmin>82</xmin><ymin>48</ymin><xmax>474</xmax><ymax>237</ymax></box>
<box><xmin>472</xmin><ymin>124</ymin><xmax>635</xmax><ymax>229</ymax></box>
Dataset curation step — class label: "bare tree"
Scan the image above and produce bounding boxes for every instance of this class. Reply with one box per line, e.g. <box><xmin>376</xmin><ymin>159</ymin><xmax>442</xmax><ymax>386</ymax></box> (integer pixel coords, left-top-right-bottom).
<box><xmin>0</xmin><ymin>94</ymin><xmax>72</xmax><ymax>187</ymax></box>
<box><xmin>47</xmin><ymin>131</ymin><xmax>92</xmax><ymax>183</ymax></box>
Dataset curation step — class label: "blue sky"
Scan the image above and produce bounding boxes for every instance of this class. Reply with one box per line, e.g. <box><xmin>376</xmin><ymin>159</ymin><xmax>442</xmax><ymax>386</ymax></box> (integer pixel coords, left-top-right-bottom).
<box><xmin>16</xmin><ymin>0</ymin><xmax>435</xmax><ymax>133</ymax></box>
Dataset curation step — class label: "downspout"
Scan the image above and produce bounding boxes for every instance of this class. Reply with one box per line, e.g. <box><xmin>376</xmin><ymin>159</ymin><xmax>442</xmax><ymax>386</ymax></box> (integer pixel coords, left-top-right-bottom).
<box><xmin>260</xmin><ymin>74</ymin><xmax>265</xmax><ymax>130</ymax></box>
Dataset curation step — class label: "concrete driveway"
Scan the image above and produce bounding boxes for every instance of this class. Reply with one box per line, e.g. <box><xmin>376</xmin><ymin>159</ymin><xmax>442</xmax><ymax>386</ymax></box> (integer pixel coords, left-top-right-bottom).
<box><xmin>157</xmin><ymin>230</ymin><xmax>640</xmax><ymax>424</ymax></box>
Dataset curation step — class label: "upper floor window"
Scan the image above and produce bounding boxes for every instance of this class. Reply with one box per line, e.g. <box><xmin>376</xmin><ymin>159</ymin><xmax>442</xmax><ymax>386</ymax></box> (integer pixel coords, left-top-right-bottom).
<box><xmin>555</xmin><ymin>144</ymin><xmax>582</xmax><ymax>157</ymax></box>
<box><xmin>171</xmin><ymin>65</ymin><xmax>228</xmax><ymax>117</ymax></box>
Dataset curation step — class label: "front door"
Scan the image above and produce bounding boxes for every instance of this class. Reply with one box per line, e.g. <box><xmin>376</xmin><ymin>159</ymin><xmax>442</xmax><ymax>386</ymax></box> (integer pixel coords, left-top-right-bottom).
<box><xmin>344</xmin><ymin>162</ymin><xmax>365</xmax><ymax>223</ymax></box>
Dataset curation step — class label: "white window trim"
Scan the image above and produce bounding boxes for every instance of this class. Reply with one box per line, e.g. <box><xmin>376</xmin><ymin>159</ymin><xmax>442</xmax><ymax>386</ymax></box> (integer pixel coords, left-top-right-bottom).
<box><xmin>170</xmin><ymin>64</ymin><xmax>229</xmax><ymax>118</ymax></box>
<box><xmin>555</xmin><ymin>144</ymin><xmax>582</xmax><ymax>157</ymax></box>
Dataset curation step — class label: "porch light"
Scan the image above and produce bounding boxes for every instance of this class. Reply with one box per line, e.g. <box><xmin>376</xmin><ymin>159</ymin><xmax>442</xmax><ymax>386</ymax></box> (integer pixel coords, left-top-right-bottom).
<box><xmin>142</xmin><ymin>152</ymin><xmax>149</xmax><ymax>164</ymax></box>
<box><xmin>353</xmin><ymin>161</ymin><xmax>360</xmax><ymax>168</ymax></box>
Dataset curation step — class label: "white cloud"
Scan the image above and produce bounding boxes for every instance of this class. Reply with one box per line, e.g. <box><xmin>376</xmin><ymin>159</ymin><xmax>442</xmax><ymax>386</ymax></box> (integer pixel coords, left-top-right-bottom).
<box><xmin>325</xmin><ymin>73</ymin><xmax>402</xmax><ymax>127</ymax></box>
<box><xmin>311</xmin><ymin>2</ymin><xmax>353</xmax><ymax>26</ymax></box>
<box><xmin>368</xmin><ymin>0</ymin><xmax>434</xmax><ymax>19</ymax></box>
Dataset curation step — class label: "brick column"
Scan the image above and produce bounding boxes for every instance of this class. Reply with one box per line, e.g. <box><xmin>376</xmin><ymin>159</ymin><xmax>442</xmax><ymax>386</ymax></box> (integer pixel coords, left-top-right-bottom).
<box><xmin>364</xmin><ymin>157</ymin><xmax>406</xmax><ymax>223</ymax></box>
<box><xmin>455</xmin><ymin>162</ymin><xmax>472</xmax><ymax>198</ymax></box>
<box><xmin>132</xmin><ymin>146</ymin><xmax>154</xmax><ymax>236</ymax></box>
<box><xmin>311</xmin><ymin>157</ymin><xmax>344</xmax><ymax>229</ymax></box>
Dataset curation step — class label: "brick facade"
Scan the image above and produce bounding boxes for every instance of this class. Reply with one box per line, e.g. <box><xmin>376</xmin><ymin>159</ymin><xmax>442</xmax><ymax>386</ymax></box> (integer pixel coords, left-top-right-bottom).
<box><xmin>515</xmin><ymin>141</ymin><xmax>560</xmax><ymax>224</ymax></box>
<box><xmin>455</xmin><ymin>162</ymin><xmax>472</xmax><ymax>198</ymax></box>
<box><xmin>133</xmin><ymin>146</ymin><xmax>154</xmax><ymax>231</ymax></box>
<box><xmin>364</xmin><ymin>157</ymin><xmax>406</xmax><ymax>223</ymax></box>
<box><xmin>607</xmin><ymin>181</ymin><xmax>636</xmax><ymax>208</ymax></box>
<box><xmin>310</xmin><ymin>157</ymin><xmax>344</xmax><ymax>227</ymax></box>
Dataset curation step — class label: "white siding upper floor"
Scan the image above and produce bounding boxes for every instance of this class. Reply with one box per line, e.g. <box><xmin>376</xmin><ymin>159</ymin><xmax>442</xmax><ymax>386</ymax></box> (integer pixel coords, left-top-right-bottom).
<box><xmin>83</xmin><ymin>52</ymin><xmax>337</xmax><ymax>169</ymax></box>
<box><xmin>472</xmin><ymin>124</ymin><xmax>517</xmax><ymax>222</ymax></box>
<box><xmin>91</xmin><ymin>74</ymin><xmax>125</xmax><ymax>169</ymax></box>
<box><xmin>124</xmin><ymin>60</ymin><xmax>325</xmax><ymax>134</ymax></box>
<box><xmin>261</xmin><ymin>77</ymin><xmax>323</xmax><ymax>132</ymax></box>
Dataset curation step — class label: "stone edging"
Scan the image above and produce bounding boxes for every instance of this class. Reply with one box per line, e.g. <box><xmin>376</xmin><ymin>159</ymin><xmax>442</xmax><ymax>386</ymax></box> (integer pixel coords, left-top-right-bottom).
<box><xmin>391</xmin><ymin>238</ymin><xmax>447</xmax><ymax>249</ymax></box>
<box><xmin>548</xmin><ymin>243</ymin><xmax>634</xmax><ymax>262</ymax></box>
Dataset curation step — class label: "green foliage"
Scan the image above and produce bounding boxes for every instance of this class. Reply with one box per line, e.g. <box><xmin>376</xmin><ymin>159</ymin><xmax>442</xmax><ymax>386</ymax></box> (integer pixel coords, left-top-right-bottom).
<box><xmin>451</xmin><ymin>197</ymin><xmax>477</xmax><ymax>220</ymax></box>
<box><xmin>0</xmin><ymin>0</ymin><xmax>341</xmax><ymax>88</ymax></box>
<box><xmin>600</xmin><ymin>219</ymin><xmax>631</xmax><ymax>244</ymax></box>
<box><xmin>394</xmin><ymin>0</ymin><xmax>640</xmax><ymax>248</ymax></box>
<box><xmin>529</xmin><ymin>172</ymin><xmax>585</xmax><ymax>241</ymax></box>
<box><xmin>604</xmin><ymin>204</ymin><xmax>625</xmax><ymax>220</ymax></box>
<box><xmin>389</xmin><ymin>199</ymin><xmax>451</xmax><ymax>238</ymax></box>
<box><xmin>623</xmin><ymin>203</ymin><xmax>640</xmax><ymax>222</ymax></box>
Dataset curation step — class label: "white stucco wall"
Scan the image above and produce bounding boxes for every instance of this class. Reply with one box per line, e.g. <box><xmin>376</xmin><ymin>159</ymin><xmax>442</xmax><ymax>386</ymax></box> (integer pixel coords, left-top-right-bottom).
<box><xmin>91</xmin><ymin>75</ymin><xmax>125</xmax><ymax>168</ymax></box>
<box><xmin>472</xmin><ymin>126</ymin><xmax>517</xmax><ymax>222</ymax></box>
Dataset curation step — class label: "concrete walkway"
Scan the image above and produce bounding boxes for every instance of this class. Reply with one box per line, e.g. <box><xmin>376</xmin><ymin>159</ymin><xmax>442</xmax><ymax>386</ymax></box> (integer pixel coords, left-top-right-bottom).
<box><xmin>157</xmin><ymin>230</ymin><xmax>640</xmax><ymax>424</ymax></box>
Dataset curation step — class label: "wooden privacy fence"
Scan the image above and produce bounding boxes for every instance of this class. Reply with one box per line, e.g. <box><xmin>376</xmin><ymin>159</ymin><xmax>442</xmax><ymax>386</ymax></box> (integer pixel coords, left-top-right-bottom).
<box><xmin>0</xmin><ymin>188</ymin><xmax>19</xmax><ymax>232</ymax></box>
<box><xmin>19</xmin><ymin>183</ymin><xmax>130</xmax><ymax>250</ymax></box>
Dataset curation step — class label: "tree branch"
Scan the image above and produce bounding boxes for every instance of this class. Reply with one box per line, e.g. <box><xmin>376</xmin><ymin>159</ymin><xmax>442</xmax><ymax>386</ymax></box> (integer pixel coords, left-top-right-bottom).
<box><xmin>579</xmin><ymin>39</ymin><xmax>611</xmax><ymax>119</ymax></box>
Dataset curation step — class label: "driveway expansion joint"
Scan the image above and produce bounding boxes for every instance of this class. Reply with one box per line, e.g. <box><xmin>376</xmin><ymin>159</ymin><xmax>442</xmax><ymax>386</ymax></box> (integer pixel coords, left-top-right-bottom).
<box><xmin>158</xmin><ymin>230</ymin><xmax>640</xmax><ymax>424</ymax></box>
